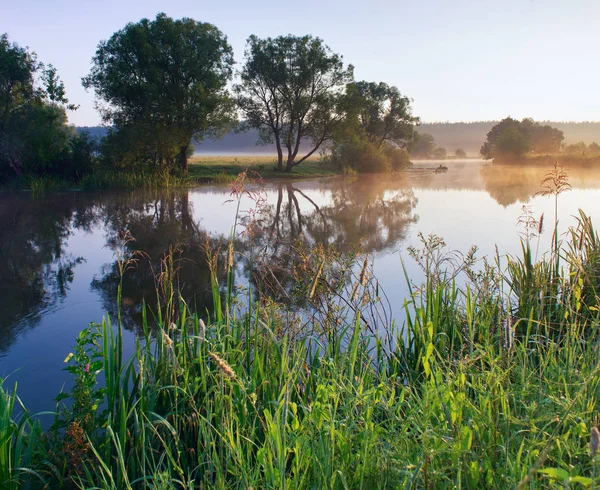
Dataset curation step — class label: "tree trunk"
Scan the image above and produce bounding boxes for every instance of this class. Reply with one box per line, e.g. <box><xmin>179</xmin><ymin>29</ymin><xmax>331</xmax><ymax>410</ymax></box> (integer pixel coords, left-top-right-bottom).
<box><xmin>179</xmin><ymin>145</ymin><xmax>189</xmax><ymax>175</ymax></box>
<box><xmin>181</xmin><ymin>192</ymin><xmax>192</xmax><ymax>231</ymax></box>
<box><xmin>274</xmin><ymin>133</ymin><xmax>283</xmax><ymax>170</ymax></box>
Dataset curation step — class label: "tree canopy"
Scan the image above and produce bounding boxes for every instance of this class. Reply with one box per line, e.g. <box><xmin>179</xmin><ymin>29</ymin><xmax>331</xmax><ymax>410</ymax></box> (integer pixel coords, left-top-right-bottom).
<box><xmin>0</xmin><ymin>33</ymin><xmax>79</xmax><ymax>180</ymax></box>
<box><xmin>83</xmin><ymin>13</ymin><xmax>235</xmax><ymax>173</ymax></box>
<box><xmin>351</xmin><ymin>81</ymin><xmax>418</xmax><ymax>149</ymax></box>
<box><xmin>409</xmin><ymin>132</ymin><xmax>435</xmax><ymax>158</ymax></box>
<box><xmin>481</xmin><ymin>117</ymin><xmax>564</xmax><ymax>160</ymax></box>
<box><xmin>235</xmin><ymin>34</ymin><xmax>353</xmax><ymax>172</ymax></box>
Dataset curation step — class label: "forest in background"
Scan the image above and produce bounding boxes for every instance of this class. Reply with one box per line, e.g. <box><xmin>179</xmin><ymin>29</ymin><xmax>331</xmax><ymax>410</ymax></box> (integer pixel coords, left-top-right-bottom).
<box><xmin>77</xmin><ymin>121</ymin><xmax>600</xmax><ymax>156</ymax></box>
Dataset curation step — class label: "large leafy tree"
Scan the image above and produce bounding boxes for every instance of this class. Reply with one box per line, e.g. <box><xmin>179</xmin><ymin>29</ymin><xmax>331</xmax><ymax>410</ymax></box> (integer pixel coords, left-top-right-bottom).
<box><xmin>409</xmin><ymin>132</ymin><xmax>435</xmax><ymax>158</ymax></box>
<box><xmin>83</xmin><ymin>13</ymin><xmax>235</xmax><ymax>174</ymax></box>
<box><xmin>481</xmin><ymin>117</ymin><xmax>565</xmax><ymax>161</ymax></box>
<box><xmin>235</xmin><ymin>35</ymin><xmax>354</xmax><ymax>172</ymax></box>
<box><xmin>351</xmin><ymin>81</ymin><xmax>418</xmax><ymax>148</ymax></box>
<box><xmin>480</xmin><ymin>117</ymin><xmax>530</xmax><ymax>160</ymax></box>
<box><xmin>0</xmin><ymin>34</ymin><xmax>76</xmax><ymax>179</ymax></box>
<box><xmin>520</xmin><ymin>118</ymin><xmax>564</xmax><ymax>154</ymax></box>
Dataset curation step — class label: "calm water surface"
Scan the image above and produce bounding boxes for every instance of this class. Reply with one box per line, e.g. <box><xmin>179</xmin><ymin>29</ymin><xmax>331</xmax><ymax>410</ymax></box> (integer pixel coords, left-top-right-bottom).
<box><xmin>3</xmin><ymin>159</ymin><xmax>600</xmax><ymax>415</ymax></box>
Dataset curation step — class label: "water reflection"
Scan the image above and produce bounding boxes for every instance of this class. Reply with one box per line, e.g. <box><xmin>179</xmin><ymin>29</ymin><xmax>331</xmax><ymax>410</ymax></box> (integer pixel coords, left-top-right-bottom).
<box><xmin>4</xmin><ymin>160</ymin><xmax>600</xmax><ymax>354</ymax></box>
<box><xmin>0</xmin><ymin>196</ymin><xmax>91</xmax><ymax>352</ymax></box>
<box><xmin>479</xmin><ymin>162</ymin><xmax>600</xmax><ymax>207</ymax></box>
<box><xmin>5</xmin><ymin>160</ymin><xmax>600</xmax><ymax>416</ymax></box>
<box><xmin>90</xmin><ymin>192</ymin><xmax>228</xmax><ymax>330</ymax></box>
<box><xmin>237</xmin><ymin>177</ymin><xmax>418</xmax><ymax>300</ymax></box>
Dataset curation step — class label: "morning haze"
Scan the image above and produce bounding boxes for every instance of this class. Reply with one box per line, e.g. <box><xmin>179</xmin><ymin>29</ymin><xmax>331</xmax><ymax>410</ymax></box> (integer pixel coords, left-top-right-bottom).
<box><xmin>2</xmin><ymin>1</ymin><xmax>600</xmax><ymax>488</ymax></box>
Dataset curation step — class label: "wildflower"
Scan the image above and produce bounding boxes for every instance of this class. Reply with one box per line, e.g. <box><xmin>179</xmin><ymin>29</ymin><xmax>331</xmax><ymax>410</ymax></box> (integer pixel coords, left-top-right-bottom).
<box><xmin>84</xmin><ymin>364</ymin><xmax>90</xmax><ymax>373</ymax></box>
<box><xmin>590</xmin><ymin>426</ymin><xmax>600</xmax><ymax>456</ymax></box>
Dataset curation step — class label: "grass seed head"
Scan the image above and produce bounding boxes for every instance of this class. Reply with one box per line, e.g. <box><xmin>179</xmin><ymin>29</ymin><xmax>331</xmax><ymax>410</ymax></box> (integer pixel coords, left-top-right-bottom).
<box><xmin>590</xmin><ymin>426</ymin><xmax>600</xmax><ymax>456</ymax></box>
<box><xmin>209</xmin><ymin>352</ymin><xmax>236</xmax><ymax>380</ymax></box>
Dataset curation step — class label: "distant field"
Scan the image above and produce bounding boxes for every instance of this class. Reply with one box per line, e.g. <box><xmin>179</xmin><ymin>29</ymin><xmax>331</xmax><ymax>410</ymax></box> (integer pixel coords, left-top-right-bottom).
<box><xmin>188</xmin><ymin>155</ymin><xmax>335</xmax><ymax>182</ymax></box>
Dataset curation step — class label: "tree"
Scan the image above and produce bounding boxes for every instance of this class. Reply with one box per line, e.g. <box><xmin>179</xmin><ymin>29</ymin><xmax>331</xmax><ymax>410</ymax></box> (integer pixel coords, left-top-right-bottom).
<box><xmin>409</xmin><ymin>132</ymin><xmax>435</xmax><ymax>158</ymax></box>
<box><xmin>564</xmin><ymin>141</ymin><xmax>588</xmax><ymax>157</ymax></box>
<box><xmin>235</xmin><ymin>34</ymin><xmax>353</xmax><ymax>172</ymax></box>
<box><xmin>455</xmin><ymin>148</ymin><xmax>467</xmax><ymax>158</ymax></box>
<box><xmin>481</xmin><ymin>117</ymin><xmax>565</xmax><ymax>161</ymax></box>
<box><xmin>480</xmin><ymin>117</ymin><xmax>529</xmax><ymax>160</ymax></box>
<box><xmin>520</xmin><ymin>118</ymin><xmax>564</xmax><ymax>154</ymax></box>
<box><xmin>83</xmin><ymin>13</ymin><xmax>235</xmax><ymax>174</ymax></box>
<box><xmin>0</xmin><ymin>33</ymin><xmax>76</xmax><ymax>180</ymax></box>
<box><xmin>432</xmin><ymin>147</ymin><xmax>447</xmax><ymax>159</ymax></box>
<box><xmin>588</xmin><ymin>142</ymin><xmax>600</xmax><ymax>156</ymax></box>
<box><xmin>351</xmin><ymin>81</ymin><xmax>418</xmax><ymax>148</ymax></box>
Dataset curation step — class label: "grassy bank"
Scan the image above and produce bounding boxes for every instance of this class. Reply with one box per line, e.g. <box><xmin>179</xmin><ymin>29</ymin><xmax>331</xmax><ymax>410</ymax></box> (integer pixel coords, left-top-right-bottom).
<box><xmin>188</xmin><ymin>155</ymin><xmax>337</xmax><ymax>182</ymax></box>
<box><xmin>3</xmin><ymin>205</ymin><xmax>600</xmax><ymax>488</ymax></box>
<box><xmin>1</xmin><ymin>156</ymin><xmax>338</xmax><ymax>194</ymax></box>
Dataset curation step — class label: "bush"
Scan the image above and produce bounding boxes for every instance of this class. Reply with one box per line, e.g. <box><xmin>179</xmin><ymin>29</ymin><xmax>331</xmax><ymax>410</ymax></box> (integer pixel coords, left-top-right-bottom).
<box><xmin>384</xmin><ymin>145</ymin><xmax>411</xmax><ymax>171</ymax></box>
<box><xmin>327</xmin><ymin>136</ymin><xmax>390</xmax><ymax>173</ymax></box>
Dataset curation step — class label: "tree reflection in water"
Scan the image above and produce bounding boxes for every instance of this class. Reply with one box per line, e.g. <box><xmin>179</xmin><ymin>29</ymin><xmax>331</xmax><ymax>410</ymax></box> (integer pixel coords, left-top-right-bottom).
<box><xmin>0</xmin><ymin>195</ymin><xmax>97</xmax><ymax>352</ymax></box>
<box><xmin>0</xmin><ymin>177</ymin><xmax>419</xmax><ymax>350</ymax></box>
<box><xmin>241</xmin><ymin>176</ymin><xmax>418</xmax><ymax>302</ymax></box>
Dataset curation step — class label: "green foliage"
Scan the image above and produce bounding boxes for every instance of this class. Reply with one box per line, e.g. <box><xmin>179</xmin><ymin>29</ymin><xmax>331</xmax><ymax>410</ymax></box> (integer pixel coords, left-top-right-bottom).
<box><xmin>384</xmin><ymin>145</ymin><xmax>411</xmax><ymax>170</ymax></box>
<box><xmin>6</xmin><ymin>210</ymin><xmax>600</xmax><ymax>488</ymax></box>
<box><xmin>564</xmin><ymin>141</ymin><xmax>600</xmax><ymax>157</ymax></box>
<box><xmin>409</xmin><ymin>132</ymin><xmax>436</xmax><ymax>158</ymax></box>
<box><xmin>350</xmin><ymin>80</ymin><xmax>419</xmax><ymax>148</ymax></box>
<box><xmin>0</xmin><ymin>33</ymin><xmax>79</xmax><ymax>182</ymax></box>
<box><xmin>481</xmin><ymin>117</ymin><xmax>565</xmax><ymax>161</ymax></box>
<box><xmin>326</xmin><ymin>135</ymin><xmax>390</xmax><ymax>173</ymax></box>
<box><xmin>235</xmin><ymin>34</ymin><xmax>354</xmax><ymax>171</ymax></box>
<box><xmin>432</xmin><ymin>146</ymin><xmax>447</xmax><ymax>159</ymax></box>
<box><xmin>83</xmin><ymin>13</ymin><xmax>235</xmax><ymax>174</ymax></box>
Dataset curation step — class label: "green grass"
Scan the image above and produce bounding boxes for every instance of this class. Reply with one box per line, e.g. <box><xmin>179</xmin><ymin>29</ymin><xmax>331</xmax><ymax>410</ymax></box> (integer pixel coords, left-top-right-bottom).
<box><xmin>1</xmin><ymin>157</ymin><xmax>339</xmax><ymax>194</ymax></box>
<box><xmin>188</xmin><ymin>155</ymin><xmax>338</xmax><ymax>181</ymax></box>
<box><xmin>5</xmin><ymin>205</ymin><xmax>600</xmax><ymax>488</ymax></box>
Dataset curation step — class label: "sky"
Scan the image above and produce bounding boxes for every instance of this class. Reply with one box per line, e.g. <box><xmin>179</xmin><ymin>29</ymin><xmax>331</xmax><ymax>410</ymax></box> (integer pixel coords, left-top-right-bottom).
<box><xmin>2</xmin><ymin>0</ymin><xmax>599</xmax><ymax>126</ymax></box>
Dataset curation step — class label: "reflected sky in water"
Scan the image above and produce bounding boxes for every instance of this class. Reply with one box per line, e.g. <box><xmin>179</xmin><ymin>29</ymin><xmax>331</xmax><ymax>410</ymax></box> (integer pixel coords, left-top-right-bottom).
<box><xmin>2</xmin><ymin>159</ymin><xmax>600</xmax><ymax>415</ymax></box>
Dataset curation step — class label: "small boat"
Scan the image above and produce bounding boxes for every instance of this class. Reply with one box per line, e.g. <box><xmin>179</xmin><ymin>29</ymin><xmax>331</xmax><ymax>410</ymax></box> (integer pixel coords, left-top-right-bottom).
<box><xmin>434</xmin><ymin>164</ymin><xmax>448</xmax><ymax>173</ymax></box>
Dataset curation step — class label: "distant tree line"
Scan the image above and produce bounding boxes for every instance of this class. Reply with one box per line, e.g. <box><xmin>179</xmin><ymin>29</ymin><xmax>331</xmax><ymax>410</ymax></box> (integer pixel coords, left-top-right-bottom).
<box><xmin>480</xmin><ymin>117</ymin><xmax>600</xmax><ymax>161</ymax></box>
<box><xmin>418</xmin><ymin>121</ymin><xmax>600</xmax><ymax>155</ymax></box>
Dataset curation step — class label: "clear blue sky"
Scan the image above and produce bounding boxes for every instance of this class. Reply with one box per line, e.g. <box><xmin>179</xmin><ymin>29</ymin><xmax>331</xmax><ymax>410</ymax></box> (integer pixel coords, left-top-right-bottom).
<box><xmin>2</xmin><ymin>0</ymin><xmax>599</xmax><ymax>126</ymax></box>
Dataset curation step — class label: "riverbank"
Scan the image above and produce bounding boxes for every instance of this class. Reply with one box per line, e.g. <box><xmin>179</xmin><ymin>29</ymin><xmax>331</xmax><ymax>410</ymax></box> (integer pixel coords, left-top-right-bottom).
<box><xmin>3</xmin><ymin>206</ymin><xmax>600</xmax><ymax>488</ymax></box>
<box><xmin>188</xmin><ymin>155</ymin><xmax>337</xmax><ymax>182</ymax></box>
<box><xmin>492</xmin><ymin>154</ymin><xmax>600</xmax><ymax>167</ymax></box>
<box><xmin>0</xmin><ymin>156</ymin><xmax>340</xmax><ymax>194</ymax></box>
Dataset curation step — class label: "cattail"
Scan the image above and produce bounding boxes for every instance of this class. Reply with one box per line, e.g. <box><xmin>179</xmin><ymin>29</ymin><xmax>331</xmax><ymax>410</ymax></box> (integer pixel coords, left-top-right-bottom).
<box><xmin>209</xmin><ymin>352</ymin><xmax>236</xmax><ymax>380</ymax></box>
<box><xmin>538</xmin><ymin>213</ymin><xmax>544</xmax><ymax>235</ymax></box>
<box><xmin>590</xmin><ymin>426</ymin><xmax>600</xmax><ymax>456</ymax></box>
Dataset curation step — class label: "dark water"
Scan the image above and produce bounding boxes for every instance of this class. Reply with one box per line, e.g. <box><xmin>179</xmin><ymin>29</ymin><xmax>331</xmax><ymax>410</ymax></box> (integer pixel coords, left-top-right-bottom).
<box><xmin>2</xmin><ymin>159</ymin><xmax>600</xmax><ymax>416</ymax></box>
